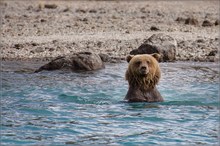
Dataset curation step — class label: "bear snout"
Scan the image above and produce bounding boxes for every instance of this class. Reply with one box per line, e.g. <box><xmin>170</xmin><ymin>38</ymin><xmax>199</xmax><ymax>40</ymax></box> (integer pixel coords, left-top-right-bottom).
<box><xmin>139</xmin><ymin>66</ymin><xmax>149</xmax><ymax>75</ymax></box>
<box><xmin>141</xmin><ymin>66</ymin><xmax>147</xmax><ymax>70</ymax></box>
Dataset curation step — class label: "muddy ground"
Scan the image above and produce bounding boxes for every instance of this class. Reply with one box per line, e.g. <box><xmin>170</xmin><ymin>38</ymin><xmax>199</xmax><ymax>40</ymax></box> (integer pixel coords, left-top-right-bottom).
<box><xmin>0</xmin><ymin>0</ymin><xmax>219</xmax><ymax>62</ymax></box>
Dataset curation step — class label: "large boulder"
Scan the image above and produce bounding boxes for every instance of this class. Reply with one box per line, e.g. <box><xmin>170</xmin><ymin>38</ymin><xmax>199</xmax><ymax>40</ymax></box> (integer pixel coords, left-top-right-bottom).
<box><xmin>130</xmin><ymin>33</ymin><xmax>177</xmax><ymax>62</ymax></box>
<box><xmin>35</xmin><ymin>52</ymin><xmax>104</xmax><ymax>72</ymax></box>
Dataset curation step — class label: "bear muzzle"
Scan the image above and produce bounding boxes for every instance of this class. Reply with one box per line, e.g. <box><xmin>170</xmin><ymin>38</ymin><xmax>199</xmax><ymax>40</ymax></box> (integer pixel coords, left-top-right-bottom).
<box><xmin>139</xmin><ymin>66</ymin><xmax>149</xmax><ymax>76</ymax></box>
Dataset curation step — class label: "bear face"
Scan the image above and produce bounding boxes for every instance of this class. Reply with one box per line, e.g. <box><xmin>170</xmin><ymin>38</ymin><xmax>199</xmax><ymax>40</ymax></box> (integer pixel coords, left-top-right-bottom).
<box><xmin>125</xmin><ymin>53</ymin><xmax>163</xmax><ymax>102</ymax></box>
<box><xmin>126</xmin><ymin>53</ymin><xmax>161</xmax><ymax>90</ymax></box>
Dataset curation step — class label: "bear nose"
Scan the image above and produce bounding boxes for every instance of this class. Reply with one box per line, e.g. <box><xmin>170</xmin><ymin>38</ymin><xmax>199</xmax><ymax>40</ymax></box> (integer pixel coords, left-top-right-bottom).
<box><xmin>141</xmin><ymin>66</ymin><xmax>147</xmax><ymax>70</ymax></box>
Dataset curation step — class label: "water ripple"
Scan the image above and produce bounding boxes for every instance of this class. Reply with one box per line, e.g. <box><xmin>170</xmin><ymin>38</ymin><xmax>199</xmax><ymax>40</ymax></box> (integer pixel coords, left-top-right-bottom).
<box><xmin>1</xmin><ymin>62</ymin><xmax>219</xmax><ymax>145</ymax></box>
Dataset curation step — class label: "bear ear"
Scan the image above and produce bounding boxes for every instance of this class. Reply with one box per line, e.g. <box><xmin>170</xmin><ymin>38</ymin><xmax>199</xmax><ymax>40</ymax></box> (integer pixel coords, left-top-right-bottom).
<box><xmin>126</xmin><ymin>55</ymin><xmax>134</xmax><ymax>63</ymax></box>
<box><xmin>151</xmin><ymin>53</ymin><xmax>161</xmax><ymax>61</ymax></box>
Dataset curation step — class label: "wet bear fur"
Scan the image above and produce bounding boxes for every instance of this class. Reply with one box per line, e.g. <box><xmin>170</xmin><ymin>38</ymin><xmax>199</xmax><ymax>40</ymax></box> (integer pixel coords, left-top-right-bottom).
<box><xmin>125</xmin><ymin>53</ymin><xmax>163</xmax><ymax>102</ymax></box>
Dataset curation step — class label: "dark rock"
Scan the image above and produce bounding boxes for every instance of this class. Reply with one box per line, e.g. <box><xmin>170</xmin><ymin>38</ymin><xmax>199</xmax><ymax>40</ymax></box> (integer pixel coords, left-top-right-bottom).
<box><xmin>31</xmin><ymin>42</ymin><xmax>37</xmax><ymax>46</ymax></box>
<box><xmin>99</xmin><ymin>53</ymin><xmax>111</xmax><ymax>62</ymax></box>
<box><xmin>140</xmin><ymin>7</ymin><xmax>146</xmax><ymax>13</ymax></box>
<box><xmin>150</xmin><ymin>26</ymin><xmax>160</xmax><ymax>31</ymax></box>
<box><xmin>202</xmin><ymin>20</ymin><xmax>213</xmax><ymax>27</ymax></box>
<box><xmin>197</xmin><ymin>39</ymin><xmax>205</xmax><ymax>43</ymax></box>
<box><xmin>140</xmin><ymin>16</ymin><xmax>146</xmax><ymax>19</ymax></box>
<box><xmin>130</xmin><ymin>33</ymin><xmax>177</xmax><ymax>62</ymax></box>
<box><xmin>109</xmin><ymin>57</ymin><xmax>123</xmax><ymax>63</ymax></box>
<box><xmin>35</xmin><ymin>56</ymin><xmax>67</xmax><ymax>72</ymax></box>
<box><xmin>130</xmin><ymin>44</ymin><xmax>159</xmax><ymax>55</ymax></box>
<box><xmin>45</xmin><ymin>47</ymin><xmax>55</xmax><ymax>52</ymax></box>
<box><xmin>14</xmin><ymin>44</ymin><xmax>23</xmax><ymax>50</ymax></box>
<box><xmin>40</xmin><ymin>19</ymin><xmax>46</xmax><ymax>23</ymax></box>
<box><xmin>207</xmin><ymin>50</ymin><xmax>217</xmax><ymax>56</ymax></box>
<box><xmin>76</xmin><ymin>9</ymin><xmax>86</xmax><ymax>13</ymax></box>
<box><xmin>215</xmin><ymin>19</ymin><xmax>219</xmax><ymax>25</ymax></box>
<box><xmin>80</xmin><ymin>18</ymin><xmax>88</xmax><ymax>22</ymax></box>
<box><xmin>4</xmin><ymin>15</ymin><xmax>11</xmax><ymax>19</ymax></box>
<box><xmin>63</xmin><ymin>8</ymin><xmax>70</xmax><ymax>12</ymax></box>
<box><xmin>52</xmin><ymin>40</ymin><xmax>58</xmax><ymax>44</ymax></box>
<box><xmin>44</xmin><ymin>4</ymin><xmax>57</xmax><ymax>9</ymax></box>
<box><xmin>176</xmin><ymin>17</ymin><xmax>186</xmax><ymax>23</ymax></box>
<box><xmin>156</xmin><ymin>11</ymin><xmax>164</xmax><ymax>17</ymax></box>
<box><xmin>27</xmin><ymin>5</ymin><xmax>33</xmax><ymax>11</ymax></box>
<box><xmin>35</xmin><ymin>52</ymin><xmax>104</xmax><ymax>73</ymax></box>
<box><xmin>97</xmin><ymin>41</ymin><xmax>102</xmax><ymax>47</ymax></box>
<box><xmin>185</xmin><ymin>17</ymin><xmax>199</xmax><ymax>26</ymax></box>
<box><xmin>89</xmin><ymin>9</ymin><xmax>97</xmax><ymax>13</ymax></box>
<box><xmin>207</xmin><ymin>56</ymin><xmax>215</xmax><ymax>62</ymax></box>
<box><xmin>125</xmin><ymin>30</ymin><xmax>130</xmax><ymax>34</ymax></box>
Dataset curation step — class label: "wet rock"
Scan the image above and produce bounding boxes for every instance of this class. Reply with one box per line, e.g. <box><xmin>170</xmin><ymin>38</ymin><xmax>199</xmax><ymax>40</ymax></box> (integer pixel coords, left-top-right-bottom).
<box><xmin>202</xmin><ymin>20</ymin><xmax>213</xmax><ymax>27</ymax></box>
<box><xmin>35</xmin><ymin>56</ymin><xmax>67</xmax><ymax>72</ymax></box>
<box><xmin>130</xmin><ymin>33</ymin><xmax>177</xmax><ymax>62</ymax></box>
<box><xmin>185</xmin><ymin>17</ymin><xmax>199</xmax><ymax>26</ymax></box>
<box><xmin>203</xmin><ymin>54</ymin><xmax>219</xmax><ymax>62</ymax></box>
<box><xmin>35</xmin><ymin>52</ymin><xmax>104</xmax><ymax>72</ymax></box>
<box><xmin>109</xmin><ymin>57</ymin><xmax>123</xmax><ymax>63</ymax></box>
<box><xmin>99</xmin><ymin>53</ymin><xmax>111</xmax><ymax>62</ymax></box>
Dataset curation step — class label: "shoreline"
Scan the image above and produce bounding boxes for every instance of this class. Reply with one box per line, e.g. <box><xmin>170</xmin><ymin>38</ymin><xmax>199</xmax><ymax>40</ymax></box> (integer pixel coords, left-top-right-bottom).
<box><xmin>1</xmin><ymin>60</ymin><xmax>219</xmax><ymax>75</ymax></box>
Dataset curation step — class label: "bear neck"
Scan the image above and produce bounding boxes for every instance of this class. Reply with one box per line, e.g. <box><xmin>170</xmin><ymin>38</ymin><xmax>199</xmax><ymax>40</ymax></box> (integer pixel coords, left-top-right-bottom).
<box><xmin>129</xmin><ymin>78</ymin><xmax>155</xmax><ymax>92</ymax></box>
<box><xmin>127</xmin><ymin>73</ymin><xmax>159</xmax><ymax>92</ymax></box>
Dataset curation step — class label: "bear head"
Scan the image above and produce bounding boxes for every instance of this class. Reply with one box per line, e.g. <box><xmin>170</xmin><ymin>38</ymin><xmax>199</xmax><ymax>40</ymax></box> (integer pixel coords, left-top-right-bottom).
<box><xmin>125</xmin><ymin>53</ymin><xmax>161</xmax><ymax>91</ymax></box>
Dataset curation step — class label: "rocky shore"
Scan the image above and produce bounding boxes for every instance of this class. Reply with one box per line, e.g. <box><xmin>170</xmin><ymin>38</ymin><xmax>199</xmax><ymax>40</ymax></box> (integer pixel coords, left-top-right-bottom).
<box><xmin>1</xmin><ymin>1</ymin><xmax>219</xmax><ymax>62</ymax></box>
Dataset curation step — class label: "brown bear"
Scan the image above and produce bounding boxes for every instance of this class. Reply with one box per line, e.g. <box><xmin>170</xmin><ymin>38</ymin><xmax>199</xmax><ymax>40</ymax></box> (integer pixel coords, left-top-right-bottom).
<box><xmin>125</xmin><ymin>53</ymin><xmax>164</xmax><ymax>102</ymax></box>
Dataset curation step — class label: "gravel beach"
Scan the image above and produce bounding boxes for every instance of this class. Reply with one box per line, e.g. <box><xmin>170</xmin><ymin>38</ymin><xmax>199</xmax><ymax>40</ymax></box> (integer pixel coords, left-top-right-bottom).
<box><xmin>0</xmin><ymin>0</ymin><xmax>219</xmax><ymax>62</ymax></box>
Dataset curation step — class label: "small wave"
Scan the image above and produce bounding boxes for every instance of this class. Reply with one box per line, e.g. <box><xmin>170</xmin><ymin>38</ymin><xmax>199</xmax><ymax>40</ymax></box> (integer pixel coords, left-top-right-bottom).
<box><xmin>58</xmin><ymin>93</ymin><xmax>113</xmax><ymax>105</ymax></box>
<box><xmin>161</xmin><ymin>100</ymin><xmax>219</xmax><ymax>108</ymax></box>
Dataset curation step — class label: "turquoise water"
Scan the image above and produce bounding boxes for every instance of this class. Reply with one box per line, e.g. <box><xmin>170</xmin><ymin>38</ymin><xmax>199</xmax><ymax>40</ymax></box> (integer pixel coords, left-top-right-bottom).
<box><xmin>1</xmin><ymin>61</ymin><xmax>219</xmax><ymax>145</ymax></box>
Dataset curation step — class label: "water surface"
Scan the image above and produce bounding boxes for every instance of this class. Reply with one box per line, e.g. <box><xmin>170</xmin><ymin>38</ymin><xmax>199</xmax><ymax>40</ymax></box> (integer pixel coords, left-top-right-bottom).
<box><xmin>1</xmin><ymin>61</ymin><xmax>219</xmax><ymax>145</ymax></box>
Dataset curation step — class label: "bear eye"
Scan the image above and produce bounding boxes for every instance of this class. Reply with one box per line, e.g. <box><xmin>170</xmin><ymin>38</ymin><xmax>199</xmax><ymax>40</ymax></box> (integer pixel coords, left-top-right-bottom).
<box><xmin>146</xmin><ymin>60</ymin><xmax>150</xmax><ymax>64</ymax></box>
<box><xmin>135</xmin><ymin>61</ymin><xmax>141</xmax><ymax>65</ymax></box>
